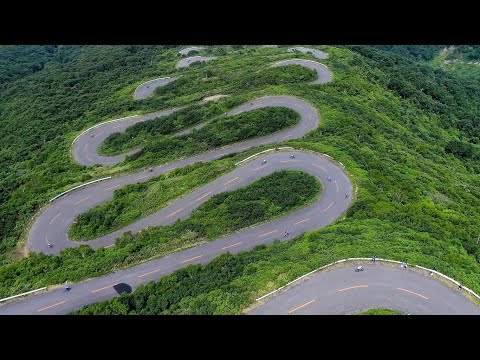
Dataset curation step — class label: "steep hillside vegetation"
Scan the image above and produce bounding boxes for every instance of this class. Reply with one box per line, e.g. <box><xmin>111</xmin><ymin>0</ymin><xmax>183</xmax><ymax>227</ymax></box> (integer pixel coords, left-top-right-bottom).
<box><xmin>1</xmin><ymin>46</ymin><xmax>480</xmax><ymax>314</ymax></box>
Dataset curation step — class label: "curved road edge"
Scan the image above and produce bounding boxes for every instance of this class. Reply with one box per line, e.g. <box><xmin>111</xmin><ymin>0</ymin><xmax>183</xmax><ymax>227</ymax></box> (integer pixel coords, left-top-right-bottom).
<box><xmin>272</xmin><ymin>59</ymin><xmax>333</xmax><ymax>84</ymax></box>
<box><xmin>133</xmin><ymin>77</ymin><xmax>178</xmax><ymax>101</ymax></box>
<box><xmin>288</xmin><ymin>46</ymin><xmax>329</xmax><ymax>59</ymax></box>
<box><xmin>33</xmin><ymin>96</ymin><xmax>323</xmax><ymax>254</ymax></box>
<box><xmin>176</xmin><ymin>56</ymin><xmax>216</xmax><ymax>69</ymax></box>
<box><xmin>249</xmin><ymin>259</ymin><xmax>480</xmax><ymax>315</ymax></box>
<box><xmin>2</xmin><ymin>150</ymin><xmax>353</xmax><ymax>314</ymax></box>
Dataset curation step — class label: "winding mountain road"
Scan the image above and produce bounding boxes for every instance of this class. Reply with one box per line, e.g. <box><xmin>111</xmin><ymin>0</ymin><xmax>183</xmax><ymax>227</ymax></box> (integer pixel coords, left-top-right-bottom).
<box><xmin>288</xmin><ymin>46</ymin><xmax>329</xmax><ymax>59</ymax></box>
<box><xmin>37</xmin><ymin>96</ymin><xmax>341</xmax><ymax>256</ymax></box>
<box><xmin>179</xmin><ymin>47</ymin><xmax>203</xmax><ymax>56</ymax></box>
<box><xmin>3</xmin><ymin>47</ymin><xmax>474</xmax><ymax>315</ymax></box>
<box><xmin>272</xmin><ymin>59</ymin><xmax>333</xmax><ymax>84</ymax></box>
<box><xmin>133</xmin><ymin>77</ymin><xmax>178</xmax><ymax>101</ymax></box>
<box><xmin>175</xmin><ymin>56</ymin><xmax>216</xmax><ymax>69</ymax></box>
<box><xmin>250</xmin><ymin>263</ymin><xmax>480</xmax><ymax>315</ymax></box>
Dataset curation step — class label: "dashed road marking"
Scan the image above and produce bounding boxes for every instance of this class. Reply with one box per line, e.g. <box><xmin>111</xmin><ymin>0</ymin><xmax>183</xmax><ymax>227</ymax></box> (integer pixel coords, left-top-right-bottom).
<box><xmin>49</xmin><ymin>212</ymin><xmax>62</xmax><ymax>224</ymax></box>
<box><xmin>322</xmin><ymin>201</ymin><xmax>334</xmax><ymax>212</ymax></box>
<box><xmin>222</xmin><ymin>242</ymin><xmax>243</xmax><ymax>250</ymax></box>
<box><xmin>397</xmin><ymin>287</ymin><xmax>429</xmax><ymax>300</ymax></box>
<box><xmin>74</xmin><ymin>196</ymin><xmax>91</xmax><ymax>205</ymax></box>
<box><xmin>91</xmin><ymin>284</ymin><xmax>117</xmax><ymax>294</ymax></box>
<box><xmin>223</xmin><ymin>177</ymin><xmax>239</xmax><ymax>186</ymax></box>
<box><xmin>194</xmin><ymin>191</ymin><xmax>212</xmax><ymax>202</ymax></box>
<box><xmin>294</xmin><ymin>218</ymin><xmax>310</xmax><ymax>225</ymax></box>
<box><xmin>166</xmin><ymin>208</ymin><xmax>183</xmax><ymax>218</ymax></box>
<box><xmin>251</xmin><ymin>165</ymin><xmax>267</xmax><ymax>172</ymax></box>
<box><xmin>312</xmin><ymin>163</ymin><xmax>326</xmax><ymax>172</ymax></box>
<box><xmin>288</xmin><ymin>299</ymin><xmax>316</xmax><ymax>314</ymax></box>
<box><xmin>37</xmin><ymin>301</ymin><xmax>66</xmax><ymax>313</ymax></box>
<box><xmin>138</xmin><ymin>268</ymin><xmax>163</xmax><ymax>278</ymax></box>
<box><xmin>338</xmin><ymin>285</ymin><xmax>368</xmax><ymax>292</ymax></box>
<box><xmin>258</xmin><ymin>230</ymin><xmax>278</xmax><ymax>238</ymax></box>
<box><xmin>180</xmin><ymin>255</ymin><xmax>203</xmax><ymax>264</ymax></box>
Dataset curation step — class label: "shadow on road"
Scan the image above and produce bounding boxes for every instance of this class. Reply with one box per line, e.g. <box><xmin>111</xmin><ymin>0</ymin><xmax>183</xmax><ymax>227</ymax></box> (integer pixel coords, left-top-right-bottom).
<box><xmin>113</xmin><ymin>283</ymin><xmax>132</xmax><ymax>295</ymax></box>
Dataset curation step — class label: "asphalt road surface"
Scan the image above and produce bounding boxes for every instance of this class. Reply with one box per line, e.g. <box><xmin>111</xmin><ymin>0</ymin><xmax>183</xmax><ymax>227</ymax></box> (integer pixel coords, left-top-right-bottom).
<box><xmin>3</xmin><ymin>49</ymin><xmax>474</xmax><ymax>315</ymax></box>
<box><xmin>31</xmin><ymin>96</ymin><xmax>339</xmax><ymax>255</ymax></box>
<box><xmin>250</xmin><ymin>263</ymin><xmax>480</xmax><ymax>315</ymax></box>
<box><xmin>179</xmin><ymin>47</ymin><xmax>203</xmax><ymax>56</ymax></box>
<box><xmin>272</xmin><ymin>59</ymin><xmax>333</xmax><ymax>84</ymax></box>
<box><xmin>133</xmin><ymin>77</ymin><xmax>178</xmax><ymax>100</ymax></box>
<box><xmin>72</xmin><ymin>107</ymin><xmax>185</xmax><ymax>167</ymax></box>
<box><xmin>288</xmin><ymin>46</ymin><xmax>328</xmax><ymax>59</ymax></box>
<box><xmin>2</xmin><ymin>149</ymin><xmax>352</xmax><ymax>314</ymax></box>
<box><xmin>175</xmin><ymin>56</ymin><xmax>216</xmax><ymax>69</ymax></box>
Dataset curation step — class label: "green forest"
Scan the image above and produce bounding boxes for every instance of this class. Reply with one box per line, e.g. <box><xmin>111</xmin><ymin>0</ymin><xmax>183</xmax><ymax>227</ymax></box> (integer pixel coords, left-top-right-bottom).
<box><xmin>1</xmin><ymin>45</ymin><xmax>480</xmax><ymax>314</ymax></box>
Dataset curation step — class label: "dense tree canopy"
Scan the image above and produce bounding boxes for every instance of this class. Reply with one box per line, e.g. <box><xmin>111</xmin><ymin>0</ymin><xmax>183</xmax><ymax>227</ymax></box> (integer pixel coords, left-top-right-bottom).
<box><xmin>1</xmin><ymin>45</ymin><xmax>480</xmax><ymax>314</ymax></box>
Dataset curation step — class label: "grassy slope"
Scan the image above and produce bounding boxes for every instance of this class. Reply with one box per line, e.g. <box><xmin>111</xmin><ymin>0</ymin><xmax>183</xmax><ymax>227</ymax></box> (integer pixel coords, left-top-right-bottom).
<box><xmin>430</xmin><ymin>48</ymin><xmax>480</xmax><ymax>83</ymax></box>
<box><xmin>0</xmin><ymin>45</ymin><xmax>315</xmax><ymax>261</ymax></box>
<box><xmin>74</xmin><ymin>46</ymin><xmax>480</xmax><ymax>314</ymax></box>
<box><xmin>358</xmin><ymin>308</ymin><xmax>405</xmax><ymax>315</ymax></box>
<box><xmin>71</xmin><ymin>107</ymin><xmax>300</xmax><ymax>241</ymax></box>
<box><xmin>1</xmin><ymin>46</ymin><xmax>480</xmax><ymax>313</ymax></box>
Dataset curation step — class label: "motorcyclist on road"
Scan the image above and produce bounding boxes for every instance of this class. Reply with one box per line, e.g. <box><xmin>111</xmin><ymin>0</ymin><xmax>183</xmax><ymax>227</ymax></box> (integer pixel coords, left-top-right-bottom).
<box><xmin>284</xmin><ymin>230</ymin><xmax>289</xmax><ymax>237</ymax></box>
<box><xmin>262</xmin><ymin>159</ymin><xmax>267</xmax><ymax>165</ymax></box>
<box><xmin>327</xmin><ymin>176</ymin><xmax>331</xmax><ymax>182</ymax></box>
<box><xmin>356</xmin><ymin>265</ymin><xmax>364</xmax><ymax>272</ymax></box>
<box><xmin>290</xmin><ymin>154</ymin><xmax>295</xmax><ymax>159</ymax></box>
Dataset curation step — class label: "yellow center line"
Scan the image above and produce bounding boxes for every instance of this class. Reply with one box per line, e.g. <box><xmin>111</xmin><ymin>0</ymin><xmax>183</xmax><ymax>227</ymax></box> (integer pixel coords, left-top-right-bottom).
<box><xmin>222</xmin><ymin>242</ymin><xmax>243</xmax><ymax>250</ymax></box>
<box><xmin>166</xmin><ymin>208</ymin><xmax>183</xmax><ymax>218</ymax></box>
<box><xmin>138</xmin><ymin>268</ymin><xmax>163</xmax><ymax>278</ymax></box>
<box><xmin>180</xmin><ymin>255</ymin><xmax>203</xmax><ymax>264</ymax></box>
<box><xmin>91</xmin><ymin>284</ymin><xmax>117</xmax><ymax>294</ymax></box>
<box><xmin>135</xmin><ymin>175</ymin><xmax>149</xmax><ymax>181</ymax></box>
<box><xmin>334</xmin><ymin>180</ymin><xmax>338</xmax><ymax>192</ymax></box>
<box><xmin>258</xmin><ymin>229</ymin><xmax>278</xmax><ymax>238</ymax></box>
<box><xmin>312</xmin><ymin>163</ymin><xmax>326</xmax><ymax>172</ymax></box>
<box><xmin>74</xmin><ymin>196</ymin><xmax>91</xmax><ymax>205</ymax></box>
<box><xmin>280</xmin><ymin>160</ymin><xmax>296</xmax><ymax>163</ymax></box>
<box><xmin>223</xmin><ymin>177</ymin><xmax>239</xmax><ymax>186</ymax></box>
<box><xmin>322</xmin><ymin>201</ymin><xmax>334</xmax><ymax>213</ymax></box>
<box><xmin>49</xmin><ymin>212</ymin><xmax>62</xmax><ymax>224</ymax></box>
<box><xmin>294</xmin><ymin>218</ymin><xmax>310</xmax><ymax>225</ymax></box>
<box><xmin>288</xmin><ymin>299</ymin><xmax>316</xmax><ymax>314</ymax></box>
<box><xmin>338</xmin><ymin>285</ymin><xmax>368</xmax><ymax>292</ymax></box>
<box><xmin>104</xmin><ymin>244</ymin><xmax>114</xmax><ymax>248</ymax></box>
<box><xmin>194</xmin><ymin>191</ymin><xmax>212</xmax><ymax>202</ymax></box>
<box><xmin>397</xmin><ymin>288</ymin><xmax>429</xmax><ymax>300</ymax></box>
<box><xmin>37</xmin><ymin>301</ymin><xmax>66</xmax><ymax>312</ymax></box>
<box><xmin>251</xmin><ymin>165</ymin><xmax>267</xmax><ymax>172</ymax></box>
<box><xmin>105</xmin><ymin>184</ymin><xmax>121</xmax><ymax>191</ymax></box>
